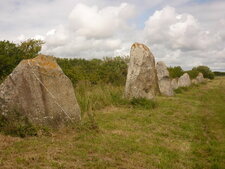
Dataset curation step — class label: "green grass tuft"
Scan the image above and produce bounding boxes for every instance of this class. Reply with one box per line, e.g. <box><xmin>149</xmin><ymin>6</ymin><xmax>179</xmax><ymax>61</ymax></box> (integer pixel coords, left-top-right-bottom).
<box><xmin>174</xmin><ymin>86</ymin><xmax>189</xmax><ymax>94</ymax></box>
<box><xmin>130</xmin><ymin>97</ymin><xmax>157</xmax><ymax>109</ymax></box>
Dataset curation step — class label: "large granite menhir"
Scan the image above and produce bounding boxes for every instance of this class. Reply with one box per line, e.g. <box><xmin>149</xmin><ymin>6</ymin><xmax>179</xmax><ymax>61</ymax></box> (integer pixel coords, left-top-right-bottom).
<box><xmin>0</xmin><ymin>55</ymin><xmax>81</xmax><ymax>127</ymax></box>
<box><xmin>125</xmin><ymin>43</ymin><xmax>160</xmax><ymax>99</ymax></box>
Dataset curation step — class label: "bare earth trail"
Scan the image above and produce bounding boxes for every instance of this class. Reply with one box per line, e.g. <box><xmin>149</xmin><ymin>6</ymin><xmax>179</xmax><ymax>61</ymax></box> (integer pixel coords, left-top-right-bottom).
<box><xmin>0</xmin><ymin>78</ymin><xmax>225</xmax><ymax>169</ymax></box>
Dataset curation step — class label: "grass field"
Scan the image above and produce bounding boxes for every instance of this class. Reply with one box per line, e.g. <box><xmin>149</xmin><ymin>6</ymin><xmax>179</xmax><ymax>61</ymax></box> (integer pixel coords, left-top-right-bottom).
<box><xmin>0</xmin><ymin>78</ymin><xmax>224</xmax><ymax>169</ymax></box>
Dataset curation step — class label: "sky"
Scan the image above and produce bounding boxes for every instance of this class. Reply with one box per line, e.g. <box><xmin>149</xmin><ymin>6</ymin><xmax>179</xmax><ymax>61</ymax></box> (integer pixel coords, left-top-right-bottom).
<box><xmin>0</xmin><ymin>0</ymin><xmax>225</xmax><ymax>71</ymax></box>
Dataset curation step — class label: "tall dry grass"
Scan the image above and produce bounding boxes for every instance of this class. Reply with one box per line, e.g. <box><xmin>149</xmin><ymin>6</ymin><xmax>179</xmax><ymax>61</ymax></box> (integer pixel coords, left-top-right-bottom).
<box><xmin>75</xmin><ymin>81</ymin><xmax>125</xmax><ymax>116</ymax></box>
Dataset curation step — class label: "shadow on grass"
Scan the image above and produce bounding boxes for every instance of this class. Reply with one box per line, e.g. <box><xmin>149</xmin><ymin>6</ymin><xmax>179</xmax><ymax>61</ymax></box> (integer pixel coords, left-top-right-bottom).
<box><xmin>0</xmin><ymin>111</ymin><xmax>51</xmax><ymax>138</ymax></box>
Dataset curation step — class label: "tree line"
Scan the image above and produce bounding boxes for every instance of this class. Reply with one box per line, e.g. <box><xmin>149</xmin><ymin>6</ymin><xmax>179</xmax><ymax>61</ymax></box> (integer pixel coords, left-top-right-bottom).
<box><xmin>0</xmin><ymin>40</ymin><xmax>217</xmax><ymax>86</ymax></box>
<box><xmin>168</xmin><ymin>66</ymin><xmax>215</xmax><ymax>80</ymax></box>
<box><xmin>57</xmin><ymin>57</ymin><xmax>128</xmax><ymax>86</ymax></box>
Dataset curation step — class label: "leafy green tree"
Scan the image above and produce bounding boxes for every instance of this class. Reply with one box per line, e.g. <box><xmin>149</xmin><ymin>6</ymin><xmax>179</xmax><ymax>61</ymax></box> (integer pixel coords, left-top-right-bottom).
<box><xmin>168</xmin><ymin>66</ymin><xmax>184</xmax><ymax>78</ymax></box>
<box><xmin>0</xmin><ymin>39</ymin><xmax>44</xmax><ymax>81</ymax></box>
<box><xmin>0</xmin><ymin>41</ymin><xmax>22</xmax><ymax>81</ymax></box>
<box><xmin>186</xmin><ymin>68</ymin><xmax>199</xmax><ymax>79</ymax></box>
<box><xmin>18</xmin><ymin>39</ymin><xmax>44</xmax><ymax>59</ymax></box>
<box><xmin>195</xmin><ymin>66</ymin><xmax>215</xmax><ymax>79</ymax></box>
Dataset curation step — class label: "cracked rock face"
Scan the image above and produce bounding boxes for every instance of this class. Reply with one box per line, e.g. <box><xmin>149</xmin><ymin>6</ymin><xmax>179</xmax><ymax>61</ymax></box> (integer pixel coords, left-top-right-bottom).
<box><xmin>125</xmin><ymin>43</ymin><xmax>160</xmax><ymax>99</ymax></box>
<box><xmin>0</xmin><ymin>55</ymin><xmax>81</xmax><ymax>127</ymax></box>
<box><xmin>156</xmin><ymin>61</ymin><xmax>174</xmax><ymax>96</ymax></box>
<box><xmin>178</xmin><ymin>73</ymin><xmax>191</xmax><ymax>87</ymax></box>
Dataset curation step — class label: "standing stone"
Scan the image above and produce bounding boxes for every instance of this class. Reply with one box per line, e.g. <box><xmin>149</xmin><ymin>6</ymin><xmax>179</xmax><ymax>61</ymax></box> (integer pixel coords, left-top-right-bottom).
<box><xmin>178</xmin><ymin>73</ymin><xmax>191</xmax><ymax>87</ymax></box>
<box><xmin>0</xmin><ymin>55</ymin><xmax>81</xmax><ymax>127</ymax></box>
<box><xmin>125</xmin><ymin>43</ymin><xmax>160</xmax><ymax>99</ymax></box>
<box><xmin>171</xmin><ymin>78</ymin><xmax>179</xmax><ymax>89</ymax></box>
<box><xmin>156</xmin><ymin>61</ymin><xmax>174</xmax><ymax>96</ymax></box>
<box><xmin>196</xmin><ymin>72</ymin><xmax>204</xmax><ymax>83</ymax></box>
<box><xmin>192</xmin><ymin>79</ymin><xmax>198</xmax><ymax>85</ymax></box>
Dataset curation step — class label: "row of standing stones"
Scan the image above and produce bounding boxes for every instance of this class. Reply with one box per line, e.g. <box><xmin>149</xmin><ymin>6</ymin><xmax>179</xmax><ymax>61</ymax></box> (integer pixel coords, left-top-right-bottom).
<box><xmin>125</xmin><ymin>42</ymin><xmax>206</xmax><ymax>99</ymax></box>
<box><xmin>0</xmin><ymin>43</ymin><xmax>206</xmax><ymax>127</ymax></box>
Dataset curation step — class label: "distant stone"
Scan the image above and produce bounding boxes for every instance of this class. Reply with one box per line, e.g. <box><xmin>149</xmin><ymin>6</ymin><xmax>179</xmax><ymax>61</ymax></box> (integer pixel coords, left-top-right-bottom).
<box><xmin>196</xmin><ymin>72</ymin><xmax>205</xmax><ymax>83</ymax></box>
<box><xmin>156</xmin><ymin>61</ymin><xmax>174</xmax><ymax>96</ymax></box>
<box><xmin>171</xmin><ymin>78</ymin><xmax>179</xmax><ymax>89</ymax></box>
<box><xmin>178</xmin><ymin>73</ymin><xmax>191</xmax><ymax>87</ymax></box>
<box><xmin>125</xmin><ymin>43</ymin><xmax>160</xmax><ymax>99</ymax></box>
<box><xmin>0</xmin><ymin>55</ymin><xmax>81</xmax><ymax>127</ymax></box>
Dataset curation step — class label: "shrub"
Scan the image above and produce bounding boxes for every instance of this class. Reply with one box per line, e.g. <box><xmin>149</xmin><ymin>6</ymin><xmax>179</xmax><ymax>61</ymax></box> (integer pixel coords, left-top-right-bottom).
<box><xmin>57</xmin><ymin>56</ymin><xmax>128</xmax><ymax>86</ymax></box>
<box><xmin>186</xmin><ymin>68</ymin><xmax>199</xmax><ymax>79</ymax></box>
<box><xmin>214</xmin><ymin>71</ymin><xmax>225</xmax><ymax>76</ymax></box>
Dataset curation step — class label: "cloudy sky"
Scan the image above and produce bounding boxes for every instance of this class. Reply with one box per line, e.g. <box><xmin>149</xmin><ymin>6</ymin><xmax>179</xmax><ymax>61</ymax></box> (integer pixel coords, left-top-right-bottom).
<box><xmin>1</xmin><ymin>0</ymin><xmax>225</xmax><ymax>71</ymax></box>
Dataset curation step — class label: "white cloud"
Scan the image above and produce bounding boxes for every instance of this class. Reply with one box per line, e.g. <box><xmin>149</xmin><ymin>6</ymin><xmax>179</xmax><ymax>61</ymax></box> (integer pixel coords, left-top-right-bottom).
<box><xmin>68</xmin><ymin>3</ymin><xmax>135</xmax><ymax>38</ymax></box>
<box><xmin>42</xmin><ymin>3</ymin><xmax>136</xmax><ymax>58</ymax></box>
<box><xmin>17</xmin><ymin>34</ymin><xmax>26</xmax><ymax>41</ymax></box>
<box><xmin>46</xmin><ymin>29</ymin><xmax>56</xmax><ymax>36</ymax></box>
<box><xmin>33</xmin><ymin>35</ymin><xmax>45</xmax><ymax>41</ymax></box>
<box><xmin>144</xmin><ymin>6</ymin><xmax>213</xmax><ymax>51</ymax></box>
<box><xmin>1</xmin><ymin>1</ymin><xmax>225</xmax><ymax>70</ymax></box>
<box><xmin>143</xmin><ymin>6</ymin><xmax>225</xmax><ymax>70</ymax></box>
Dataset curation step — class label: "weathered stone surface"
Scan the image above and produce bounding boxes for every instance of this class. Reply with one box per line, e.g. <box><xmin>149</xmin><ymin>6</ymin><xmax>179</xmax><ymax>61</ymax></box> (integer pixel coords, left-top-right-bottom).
<box><xmin>125</xmin><ymin>43</ymin><xmax>160</xmax><ymax>99</ymax></box>
<box><xmin>196</xmin><ymin>72</ymin><xmax>204</xmax><ymax>83</ymax></box>
<box><xmin>178</xmin><ymin>73</ymin><xmax>191</xmax><ymax>87</ymax></box>
<box><xmin>156</xmin><ymin>61</ymin><xmax>174</xmax><ymax>96</ymax></box>
<box><xmin>171</xmin><ymin>78</ymin><xmax>179</xmax><ymax>89</ymax></box>
<box><xmin>0</xmin><ymin>55</ymin><xmax>81</xmax><ymax>127</ymax></box>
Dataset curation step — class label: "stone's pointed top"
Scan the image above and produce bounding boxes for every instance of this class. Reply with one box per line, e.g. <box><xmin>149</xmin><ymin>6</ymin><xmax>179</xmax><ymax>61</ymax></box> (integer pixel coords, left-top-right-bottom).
<box><xmin>156</xmin><ymin>61</ymin><xmax>166</xmax><ymax>66</ymax></box>
<box><xmin>35</xmin><ymin>54</ymin><xmax>55</xmax><ymax>62</ymax></box>
<box><xmin>131</xmin><ymin>42</ymin><xmax>150</xmax><ymax>51</ymax></box>
<box><xmin>22</xmin><ymin>55</ymin><xmax>59</xmax><ymax>70</ymax></box>
<box><xmin>197</xmin><ymin>72</ymin><xmax>203</xmax><ymax>77</ymax></box>
<box><xmin>156</xmin><ymin>61</ymin><xmax>169</xmax><ymax>79</ymax></box>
